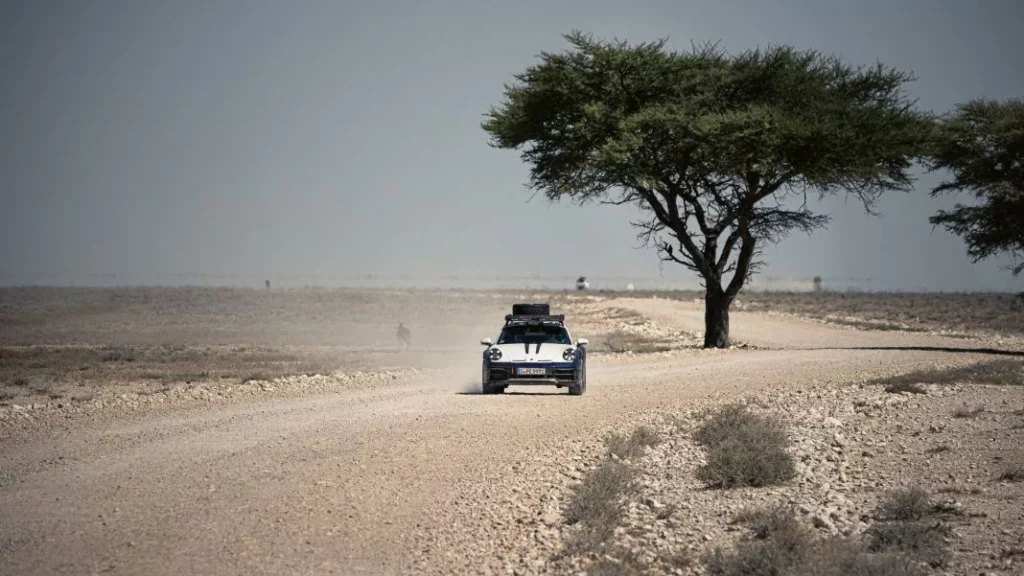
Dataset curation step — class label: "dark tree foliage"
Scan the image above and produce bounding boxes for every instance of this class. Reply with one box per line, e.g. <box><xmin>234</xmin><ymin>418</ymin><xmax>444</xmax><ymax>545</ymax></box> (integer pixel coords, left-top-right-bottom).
<box><xmin>482</xmin><ymin>32</ymin><xmax>929</xmax><ymax>347</ymax></box>
<box><xmin>927</xmin><ymin>98</ymin><xmax>1024</xmax><ymax>275</ymax></box>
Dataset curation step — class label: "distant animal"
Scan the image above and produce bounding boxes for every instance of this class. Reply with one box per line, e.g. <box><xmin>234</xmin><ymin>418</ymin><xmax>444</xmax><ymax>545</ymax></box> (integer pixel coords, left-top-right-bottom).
<box><xmin>265</xmin><ymin>279</ymin><xmax>270</xmax><ymax>289</ymax></box>
<box><xmin>396</xmin><ymin>323</ymin><xmax>411</xmax><ymax>351</ymax></box>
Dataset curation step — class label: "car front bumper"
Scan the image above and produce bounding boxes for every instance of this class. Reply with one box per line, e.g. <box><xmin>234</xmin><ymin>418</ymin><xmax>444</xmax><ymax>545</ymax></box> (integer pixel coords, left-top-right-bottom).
<box><xmin>485</xmin><ymin>361</ymin><xmax>578</xmax><ymax>385</ymax></box>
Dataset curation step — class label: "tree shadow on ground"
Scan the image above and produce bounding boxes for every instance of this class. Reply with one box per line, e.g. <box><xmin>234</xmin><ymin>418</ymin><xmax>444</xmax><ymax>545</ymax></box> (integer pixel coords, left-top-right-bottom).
<box><xmin>805</xmin><ymin>345</ymin><xmax>1024</xmax><ymax>358</ymax></box>
<box><xmin>455</xmin><ymin>390</ymin><xmax>572</xmax><ymax>396</ymax></box>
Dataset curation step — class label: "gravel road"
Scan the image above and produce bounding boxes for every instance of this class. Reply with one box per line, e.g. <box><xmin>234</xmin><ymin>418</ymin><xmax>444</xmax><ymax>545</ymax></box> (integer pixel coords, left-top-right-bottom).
<box><xmin>1</xmin><ymin>298</ymin><xmax>1017</xmax><ymax>575</ymax></box>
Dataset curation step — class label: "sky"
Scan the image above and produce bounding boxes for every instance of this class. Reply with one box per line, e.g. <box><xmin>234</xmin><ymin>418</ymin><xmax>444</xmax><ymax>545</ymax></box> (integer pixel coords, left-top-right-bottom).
<box><xmin>1</xmin><ymin>0</ymin><xmax>1022</xmax><ymax>292</ymax></box>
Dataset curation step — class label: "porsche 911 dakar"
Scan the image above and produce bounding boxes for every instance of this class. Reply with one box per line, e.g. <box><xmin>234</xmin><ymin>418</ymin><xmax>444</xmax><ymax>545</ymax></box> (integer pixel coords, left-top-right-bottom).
<box><xmin>479</xmin><ymin>303</ymin><xmax>588</xmax><ymax>395</ymax></box>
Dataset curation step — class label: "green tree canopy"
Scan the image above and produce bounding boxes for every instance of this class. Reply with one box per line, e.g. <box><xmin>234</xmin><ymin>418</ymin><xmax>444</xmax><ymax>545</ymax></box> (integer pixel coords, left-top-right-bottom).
<box><xmin>483</xmin><ymin>32</ymin><xmax>930</xmax><ymax>347</ymax></box>
<box><xmin>927</xmin><ymin>98</ymin><xmax>1024</xmax><ymax>276</ymax></box>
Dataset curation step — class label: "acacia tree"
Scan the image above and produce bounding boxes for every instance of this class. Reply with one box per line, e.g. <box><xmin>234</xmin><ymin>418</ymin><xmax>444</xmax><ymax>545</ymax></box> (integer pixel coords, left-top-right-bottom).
<box><xmin>483</xmin><ymin>33</ymin><xmax>929</xmax><ymax>347</ymax></box>
<box><xmin>927</xmin><ymin>98</ymin><xmax>1024</xmax><ymax>275</ymax></box>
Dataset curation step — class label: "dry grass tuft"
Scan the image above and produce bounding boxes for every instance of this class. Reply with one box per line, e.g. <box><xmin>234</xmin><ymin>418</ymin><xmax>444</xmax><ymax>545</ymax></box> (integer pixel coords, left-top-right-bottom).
<box><xmin>744</xmin><ymin>505</ymin><xmax>810</xmax><ymax>542</ymax></box>
<box><xmin>952</xmin><ymin>405</ymin><xmax>986</xmax><ymax>419</ymax></box>
<box><xmin>864</xmin><ymin>488</ymin><xmax>952</xmax><ymax>569</ymax></box>
<box><xmin>694</xmin><ymin>404</ymin><xmax>795</xmax><ymax>489</ymax></box>
<box><xmin>705</xmin><ymin>506</ymin><xmax>926</xmax><ymax>576</ymax></box>
<box><xmin>876</xmin><ymin>488</ymin><xmax>932</xmax><ymax>522</ymax></box>
<box><xmin>998</xmin><ymin>466</ymin><xmax>1024</xmax><ymax>483</ymax></box>
<box><xmin>864</xmin><ymin>521</ymin><xmax>951</xmax><ymax>568</ymax></box>
<box><xmin>606</xmin><ymin>426</ymin><xmax>661</xmax><ymax>460</ymax></box>
<box><xmin>884</xmin><ymin>381</ymin><xmax>927</xmax><ymax>395</ymax></box>
<box><xmin>562</xmin><ymin>460</ymin><xmax>637</xmax><ymax>555</ymax></box>
<box><xmin>654</xmin><ymin>502</ymin><xmax>677</xmax><ymax>520</ymax></box>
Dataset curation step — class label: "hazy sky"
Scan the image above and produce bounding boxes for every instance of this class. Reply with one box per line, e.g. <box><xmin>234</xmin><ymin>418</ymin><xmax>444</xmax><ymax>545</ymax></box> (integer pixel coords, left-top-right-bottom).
<box><xmin>2</xmin><ymin>0</ymin><xmax>1022</xmax><ymax>291</ymax></box>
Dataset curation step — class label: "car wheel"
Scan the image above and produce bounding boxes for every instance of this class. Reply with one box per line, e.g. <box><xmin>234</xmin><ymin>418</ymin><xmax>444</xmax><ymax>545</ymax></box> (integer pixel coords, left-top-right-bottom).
<box><xmin>568</xmin><ymin>365</ymin><xmax>586</xmax><ymax>396</ymax></box>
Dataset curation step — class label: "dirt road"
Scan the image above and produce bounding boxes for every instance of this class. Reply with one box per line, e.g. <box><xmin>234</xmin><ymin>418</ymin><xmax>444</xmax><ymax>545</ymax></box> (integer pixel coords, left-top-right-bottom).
<box><xmin>1</xmin><ymin>298</ymin><xmax>1017</xmax><ymax>575</ymax></box>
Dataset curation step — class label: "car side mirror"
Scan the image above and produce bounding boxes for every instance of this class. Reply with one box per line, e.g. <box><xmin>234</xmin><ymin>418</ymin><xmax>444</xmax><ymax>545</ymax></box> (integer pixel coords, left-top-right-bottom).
<box><xmin>480</xmin><ymin>338</ymin><xmax>492</xmax><ymax>346</ymax></box>
<box><xmin>577</xmin><ymin>338</ymin><xmax>588</xmax><ymax>347</ymax></box>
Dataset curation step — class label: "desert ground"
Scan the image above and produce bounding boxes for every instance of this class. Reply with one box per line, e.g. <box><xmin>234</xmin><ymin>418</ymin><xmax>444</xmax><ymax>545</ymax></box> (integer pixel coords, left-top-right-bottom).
<box><xmin>1</xmin><ymin>287</ymin><xmax>1023</xmax><ymax>576</ymax></box>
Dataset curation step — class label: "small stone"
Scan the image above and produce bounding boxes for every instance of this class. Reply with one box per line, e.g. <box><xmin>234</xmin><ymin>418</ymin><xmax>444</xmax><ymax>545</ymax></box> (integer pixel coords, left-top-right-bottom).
<box><xmin>643</xmin><ymin>498</ymin><xmax>663</xmax><ymax>511</ymax></box>
<box><xmin>540</xmin><ymin>510</ymin><xmax>560</xmax><ymax>527</ymax></box>
<box><xmin>812</xmin><ymin>514</ymin><xmax>835</xmax><ymax>531</ymax></box>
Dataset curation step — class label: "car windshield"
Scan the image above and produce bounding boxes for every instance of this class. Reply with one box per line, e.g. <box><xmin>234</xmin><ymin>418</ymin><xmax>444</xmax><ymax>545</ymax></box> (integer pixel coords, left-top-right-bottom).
<box><xmin>497</xmin><ymin>325</ymin><xmax>571</xmax><ymax>345</ymax></box>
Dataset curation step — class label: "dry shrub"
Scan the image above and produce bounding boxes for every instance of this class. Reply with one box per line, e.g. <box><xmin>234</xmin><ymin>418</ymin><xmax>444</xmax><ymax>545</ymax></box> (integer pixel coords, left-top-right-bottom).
<box><xmin>606</xmin><ymin>426</ymin><xmax>661</xmax><ymax>460</ymax></box>
<box><xmin>865</xmin><ymin>521</ymin><xmax>951</xmax><ymax>568</ymax></box>
<box><xmin>952</xmin><ymin>405</ymin><xmax>985</xmax><ymax>419</ymax></box>
<box><xmin>585</xmin><ymin>551</ymin><xmax>641</xmax><ymax>576</ymax></box>
<box><xmin>998</xmin><ymin>466</ymin><xmax>1024</xmax><ymax>482</ymax></box>
<box><xmin>586</xmin><ymin>559</ymin><xmax>632</xmax><ymax>576</ymax></box>
<box><xmin>655</xmin><ymin>502</ymin><xmax>677</xmax><ymax>520</ymax></box>
<box><xmin>877</xmin><ymin>488</ymin><xmax>931</xmax><ymax>522</ymax></box>
<box><xmin>705</xmin><ymin>507</ymin><xmax>927</xmax><ymax>576</ymax></box>
<box><xmin>864</xmin><ymin>488</ymin><xmax>951</xmax><ymax>568</ymax></box>
<box><xmin>884</xmin><ymin>381</ymin><xmax>926</xmax><ymax>395</ymax></box>
<box><xmin>694</xmin><ymin>404</ymin><xmax>795</xmax><ymax>488</ymax></box>
<box><xmin>792</xmin><ymin>540</ymin><xmax>925</xmax><ymax>576</ymax></box>
<box><xmin>745</xmin><ymin>506</ymin><xmax>809</xmax><ymax>542</ymax></box>
<box><xmin>563</xmin><ymin>460</ymin><xmax>637</xmax><ymax>554</ymax></box>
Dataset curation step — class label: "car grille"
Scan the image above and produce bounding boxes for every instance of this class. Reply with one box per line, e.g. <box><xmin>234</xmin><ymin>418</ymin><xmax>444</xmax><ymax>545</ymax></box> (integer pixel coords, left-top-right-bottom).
<box><xmin>489</xmin><ymin>366</ymin><xmax>575</xmax><ymax>381</ymax></box>
<box><xmin>553</xmin><ymin>368</ymin><xmax>575</xmax><ymax>381</ymax></box>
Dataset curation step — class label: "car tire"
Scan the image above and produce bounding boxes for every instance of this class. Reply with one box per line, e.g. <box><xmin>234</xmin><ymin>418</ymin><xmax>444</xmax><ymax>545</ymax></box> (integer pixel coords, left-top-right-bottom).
<box><xmin>482</xmin><ymin>381</ymin><xmax>507</xmax><ymax>394</ymax></box>
<box><xmin>568</xmin><ymin>365</ymin><xmax>586</xmax><ymax>396</ymax></box>
<box><xmin>511</xmin><ymin>303</ymin><xmax>550</xmax><ymax>316</ymax></box>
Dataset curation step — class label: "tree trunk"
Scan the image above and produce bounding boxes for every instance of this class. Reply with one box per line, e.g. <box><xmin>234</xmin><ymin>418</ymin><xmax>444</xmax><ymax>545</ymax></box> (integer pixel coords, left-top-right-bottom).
<box><xmin>703</xmin><ymin>288</ymin><xmax>732</xmax><ymax>349</ymax></box>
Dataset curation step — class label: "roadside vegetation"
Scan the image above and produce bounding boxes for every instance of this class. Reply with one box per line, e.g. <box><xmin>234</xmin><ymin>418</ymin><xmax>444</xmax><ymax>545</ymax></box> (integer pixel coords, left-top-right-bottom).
<box><xmin>600</xmin><ymin>289</ymin><xmax>1024</xmax><ymax>338</ymax></box>
<box><xmin>694</xmin><ymin>404</ymin><xmax>796</xmax><ymax>488</ymax></box>
<box><xmin>606</xmin><ymin>426</ymin><xmax>661</xmax><ymax>460</ymax></box>
<box><xmin>705</xmin><ymin>489</ymin><xmax>953</xmax><ymax>576</ymax></box>
<box><xmin>0</xmin><ymin>345</ymin><xmax>339</xmax><ymax>405</ymax></box>
<box><xmin>562</xmin><ymin>428</ymin><xmax>658</xmax><ymax>557</ymax></box>
<box><xmin>872</xmin><ymin>359</ymin><xmax>1024</xmax><ymax>393</ymax></box>
<box><xmin>562</xmin><ymin>459</ymin><xmax>638</xmax><ymax>556</ymax></box>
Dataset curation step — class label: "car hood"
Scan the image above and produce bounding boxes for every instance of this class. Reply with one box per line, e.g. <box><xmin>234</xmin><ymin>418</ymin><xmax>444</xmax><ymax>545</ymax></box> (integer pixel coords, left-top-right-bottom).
<box><xmin>489</xmin><ymin>342</ymin><xmax>574</xmax><ymax>362</ymax></box>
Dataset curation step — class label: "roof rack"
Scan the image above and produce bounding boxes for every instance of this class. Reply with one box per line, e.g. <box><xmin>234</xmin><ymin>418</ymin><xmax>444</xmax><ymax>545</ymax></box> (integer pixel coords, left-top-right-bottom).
<box><xmin>504</xmin><ymin>314</ymin><xmax>565</xmax><ymax>325</ymax></box>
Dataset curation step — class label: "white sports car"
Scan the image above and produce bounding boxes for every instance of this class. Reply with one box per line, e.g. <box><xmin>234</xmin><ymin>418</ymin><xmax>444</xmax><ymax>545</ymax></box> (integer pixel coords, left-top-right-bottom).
<box><xmin>479</xmin><ymin>303</ymin><xmax>588</xmax><ymax>395</ymax></box>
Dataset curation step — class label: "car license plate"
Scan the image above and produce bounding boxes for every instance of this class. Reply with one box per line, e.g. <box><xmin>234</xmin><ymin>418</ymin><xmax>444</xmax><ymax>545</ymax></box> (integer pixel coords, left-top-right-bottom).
<box><xmin>517</xmin><ymin>367</ymin><xmax>546</xmax><ymax>376</ymax></box>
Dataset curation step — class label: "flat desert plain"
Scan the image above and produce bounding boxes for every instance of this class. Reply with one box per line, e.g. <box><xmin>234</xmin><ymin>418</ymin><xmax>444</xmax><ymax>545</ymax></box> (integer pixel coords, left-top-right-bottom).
<box><xmin>1</xmin><ymin>287</ymin><xmax>1023</xmax><ymax>575</ymax></box>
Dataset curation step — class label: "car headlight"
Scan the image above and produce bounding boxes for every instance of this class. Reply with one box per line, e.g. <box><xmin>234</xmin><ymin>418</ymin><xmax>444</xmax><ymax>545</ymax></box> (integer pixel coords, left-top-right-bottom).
<box><xmin>489</xmin><ymin>347</ymin><xmax>502</xmax><ymax>361</ymax></box>
<box><xmin>562</xmin><ymin>348</ymin><xmax>575</xmax><ymax>361</ymax></box>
